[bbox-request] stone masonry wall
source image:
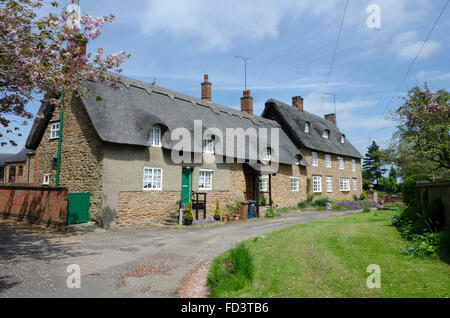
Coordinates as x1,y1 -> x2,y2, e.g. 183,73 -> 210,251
34,95 -> 104,224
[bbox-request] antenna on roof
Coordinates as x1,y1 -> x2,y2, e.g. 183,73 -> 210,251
325,92 -> 337,115
235,56 -> 253,91
151,78 -> 157,85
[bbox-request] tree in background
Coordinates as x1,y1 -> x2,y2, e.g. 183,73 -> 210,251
1,0 -> 130,147
392,84 -> 449,175
363,141 -> 387,187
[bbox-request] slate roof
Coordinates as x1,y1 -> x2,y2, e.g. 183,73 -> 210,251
0,148 -> 34,167
261,99 -> 363,159
26,74 -> 304,165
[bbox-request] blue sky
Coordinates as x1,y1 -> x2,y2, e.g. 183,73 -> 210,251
4,0 -> 450,155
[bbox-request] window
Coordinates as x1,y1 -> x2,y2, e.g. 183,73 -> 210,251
305,122 -> 310,133
294,156 -> 300,165
50,122 -> 60,139
8,166 -> 16,183
325,154 -> 332,168
338,157 -> 344,170
326,176 -> 333,193
202,139 -> 214,153
263,148 -> 272,161
340,178 -> 350,192
18,166 -> 23,176
259,176 -> 268,192
323,130 -> 329,139
312,152 -> 318,166
353,178 -> 358,191
198,170 -> 213,190
352,159 -> 356,172
291,178 -> 299,192
143,167 -> 162,190
149,127 -> 161,147
0,167 -> 4,182
313,175 -> 322,193
43,174 -> 50,185
341,135 -> 345,144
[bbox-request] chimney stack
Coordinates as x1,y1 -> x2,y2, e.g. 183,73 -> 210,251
292,96 -> 304,112
201,74 -> 212,102
325,113 -> 337,125
241,89 -> 253,116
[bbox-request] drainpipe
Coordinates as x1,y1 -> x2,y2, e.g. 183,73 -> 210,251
55,91 -> 64,187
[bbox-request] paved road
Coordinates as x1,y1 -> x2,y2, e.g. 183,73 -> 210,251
0,210 -> 357,298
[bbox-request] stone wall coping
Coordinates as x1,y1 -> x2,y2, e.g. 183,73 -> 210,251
417,180 -> 450,188
0,184 -> 68,191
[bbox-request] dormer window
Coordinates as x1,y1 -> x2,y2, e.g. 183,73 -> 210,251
263,148 -> 272,161
341,135 -> 345,144
149,127 -> 161,147
202,138 -> 214,154
305,122 -> 310,133
323,129 -> 330,139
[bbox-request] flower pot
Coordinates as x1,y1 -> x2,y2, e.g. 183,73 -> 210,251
222,216 -> 229,223
233,215 -> 240,221
214,216 -> 221,221
184,219 -> 193,226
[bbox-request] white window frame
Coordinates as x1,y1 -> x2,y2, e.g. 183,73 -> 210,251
338,157 -> 344,170
326,176 -> 333,193
149,127 -> 162,147
352,159 -> 356,172
198,169 -> 213,190
340,178 -> 350,192
325,154 -> 332,168
42,174 -> 50,185
143,166 -> 163,190
323,130 -> 329,139
202,139 -> 214,154
313,175 -> 322,193
353,178 -> 358,191
50,122 -> 60,139
305,122 -> 310,133
291,177 -> 300,192
263,148 -> 272,161
312,152 -> 318,166
259,176 -> 268,192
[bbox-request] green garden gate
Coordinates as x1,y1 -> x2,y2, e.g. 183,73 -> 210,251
67,192 -> 91,224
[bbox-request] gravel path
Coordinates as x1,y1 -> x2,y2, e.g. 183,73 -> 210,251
0,210 -> 358,298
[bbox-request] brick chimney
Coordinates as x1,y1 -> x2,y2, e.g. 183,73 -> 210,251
292,96 -> 304,112
241,89 -> 253,115
325,113 -> 337,125
201,74 -> 212,102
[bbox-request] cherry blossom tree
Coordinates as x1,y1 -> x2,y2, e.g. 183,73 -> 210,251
1,0 -> 130,147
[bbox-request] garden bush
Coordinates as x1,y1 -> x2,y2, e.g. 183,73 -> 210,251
402,232 -> 447,259
265,207 -> 275,218
402,174 -> 431,207
313,197 -> 329,208
207,243 -> 255,297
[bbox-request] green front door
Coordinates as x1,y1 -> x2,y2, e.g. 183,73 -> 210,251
67,192 -> 91,224
181,167 -> 193,205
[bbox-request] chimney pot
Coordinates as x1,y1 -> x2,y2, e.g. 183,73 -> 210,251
292,96 -> 304,112
201,74 -> 212,102
325,113 -> 337,125
241,89 -> 253,115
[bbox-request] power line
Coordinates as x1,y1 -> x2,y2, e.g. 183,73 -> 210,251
367,0 -> 450,140
322,0 -> 349,116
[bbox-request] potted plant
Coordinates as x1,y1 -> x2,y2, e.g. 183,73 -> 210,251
232,201 -> 241,221
223,203 -> 233,223
214,199 -> 221,221
184,201 -> 194,226
259,197 -> 266,206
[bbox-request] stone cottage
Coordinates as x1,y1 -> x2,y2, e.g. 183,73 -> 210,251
262,97 -> 363,201
0,148 -> 35,184
25,74 -> 317,228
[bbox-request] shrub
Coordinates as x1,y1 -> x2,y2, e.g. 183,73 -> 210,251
214,199 -> 221,218
207,243 -> 255,297
297,201 -> 307,209
402,174 -> 431,207
265,207 -> 275,218
313,197 -> 329,208
353,195 -> 359,201
306,193 -> 318,204
402,232 -> 446,258
359,190 -> 367,200
184,201 -> 194,220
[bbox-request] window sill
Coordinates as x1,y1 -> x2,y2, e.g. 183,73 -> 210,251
143,188 -> 162,191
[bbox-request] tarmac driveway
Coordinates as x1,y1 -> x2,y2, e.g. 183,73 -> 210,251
0,210 -> 357,298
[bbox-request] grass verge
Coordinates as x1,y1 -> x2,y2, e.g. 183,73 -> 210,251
208,210 -> 450,298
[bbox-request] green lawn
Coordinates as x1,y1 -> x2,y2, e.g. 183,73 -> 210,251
212,210 -> 450,298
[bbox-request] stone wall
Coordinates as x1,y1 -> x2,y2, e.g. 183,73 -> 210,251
418,180 -> 450,229
34,95 -> 104,224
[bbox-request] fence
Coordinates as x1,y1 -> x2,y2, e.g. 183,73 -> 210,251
0,185 -> 68,231
417,180 -> 450,229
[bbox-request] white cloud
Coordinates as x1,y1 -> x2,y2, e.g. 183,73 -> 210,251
416,70 -> 450,81
393,31 -> 441,59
